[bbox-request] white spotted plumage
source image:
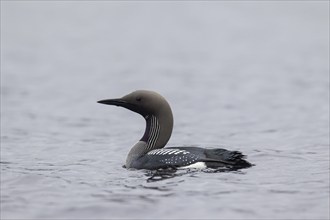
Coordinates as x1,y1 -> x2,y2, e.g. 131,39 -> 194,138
147,148 -> 202,167
147,148 -> 190,156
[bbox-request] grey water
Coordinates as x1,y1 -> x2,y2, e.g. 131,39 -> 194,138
1,2 -> 329,219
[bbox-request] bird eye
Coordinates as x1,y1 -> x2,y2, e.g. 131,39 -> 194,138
136,97 -> 142,102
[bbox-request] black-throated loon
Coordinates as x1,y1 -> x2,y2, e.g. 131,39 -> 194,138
98,90 -> 252,170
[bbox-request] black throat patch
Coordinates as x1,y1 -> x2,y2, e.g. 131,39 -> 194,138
140,115 -> 152,142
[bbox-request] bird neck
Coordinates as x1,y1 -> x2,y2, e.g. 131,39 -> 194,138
125,101 -> 174,168
126,113 -> 173,168
140,113 -> 173,152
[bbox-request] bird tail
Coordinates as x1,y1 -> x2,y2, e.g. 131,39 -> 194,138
204,148 -> 253,169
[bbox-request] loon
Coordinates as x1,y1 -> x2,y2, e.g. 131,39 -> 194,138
98,90 -> 252,170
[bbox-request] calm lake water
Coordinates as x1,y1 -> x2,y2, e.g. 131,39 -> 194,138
1,2 -> 329,219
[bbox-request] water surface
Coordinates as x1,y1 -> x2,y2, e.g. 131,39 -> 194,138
1,2 -> 329,219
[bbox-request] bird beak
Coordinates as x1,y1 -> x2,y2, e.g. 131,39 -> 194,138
97,98 -> 128,107
98,98 -> 147,116
97,98 -> 141,113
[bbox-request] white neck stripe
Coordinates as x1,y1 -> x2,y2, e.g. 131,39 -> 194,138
147,115 -> 160,151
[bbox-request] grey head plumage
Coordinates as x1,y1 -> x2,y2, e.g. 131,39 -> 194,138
98,90 -> 174,168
